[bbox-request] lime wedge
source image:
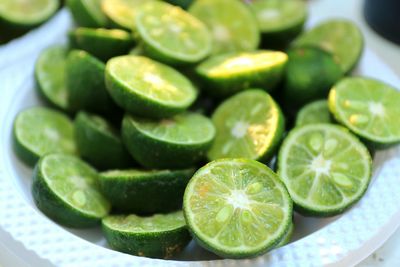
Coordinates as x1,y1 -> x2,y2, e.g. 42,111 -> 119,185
13,107 -> 77,166
208,89 -> 284,162
136,1 -> 212,65
32,153 -> 111,228
293,19 -> 363,73
35,45 -> 69,111
102,211 -> 191,258
67,0 -> 108,28
105,55 -> 197,118
196,50 -> 288,98
329,77 -> 400,148
183,158 -> 292,258
122,112 -> 215,169
295,100 -> 333,127
278,124 -> 372,216
189,0 -> 260,55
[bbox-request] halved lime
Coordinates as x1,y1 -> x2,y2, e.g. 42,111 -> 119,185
293,19 -> 363,73
136,1 -> 212,65
67,0 -> 108,28
32,153 -> 111,228
13,107 -> 77,166
105,55 -> 197,118
329,77 -> 400,148
189,0 -> 260,55
99,168 -> 194,213
35,45 -> 69,111
0,0 -> 59,28
275,221 -> 293,248
247,0 -> 307,49
69,28 -> 135,61
122,112 -> 215,169
295,100 -> 333,127
278,124 -> 372,216
183,158 -> 292,258
102,211 -> 191,258
196,50 -> 288,98
208,89 -> 284,162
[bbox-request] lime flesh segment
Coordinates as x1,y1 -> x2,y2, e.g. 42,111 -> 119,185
293,19 -> 363,73
329,77 -> 400,147
278,124 -> 372,216
67,0 -> 108,28
189,0 -> 260,55
208,89 -> 284,162
295,100 -> 333,127
136,1 -> 212,65
183,158 -> 292,258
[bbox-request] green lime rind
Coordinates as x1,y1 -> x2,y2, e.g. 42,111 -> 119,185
275,221 -> 293,248
102,211 -> 192,258
67,0 -> 108,28
196,50 -> 288,98
105,55 -> 197,119
13,107 -> 77,166
35,45 -> 70,111
328,77 -> 400,148
99,168 -> 195,213
278,124 -> 372,217
69,28 -> 135,62
295,100 -> 333,127
122,112 -> 215,169
32,153 -> 111,228
136,1 -> 212,65
189,0 -> 260,55
74,112 -> 133,170
293,19 -> 364,73
208,89 -> 285,162
184,158 -> 293,258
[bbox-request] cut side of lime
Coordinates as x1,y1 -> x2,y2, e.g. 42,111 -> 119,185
67,0 -> 108,28
196,50 -> 288,98
295,100 -> 333,127
183,158 -> 292,258
35,45 -> 69,111
105,55 -> 197,118
13,107 -> 77,166
102,211 -> 191,258
136,1 -> 212,65
32,153 -> 111,228
329,77 -> 400,148
99,168 -> 194,213
189,0 -> 260,55
293,19 -> 363,73
208,89 -> 284,162
122,112 -> 215,169
278,124 -> 372,216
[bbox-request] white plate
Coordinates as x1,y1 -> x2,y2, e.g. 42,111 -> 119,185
1,4 -> 400,267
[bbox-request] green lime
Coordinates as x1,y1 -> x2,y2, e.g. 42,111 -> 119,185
74,112 -> 133,170
35,45 -> 69,111
68,28 -> 135,62
105,55 -> 197,118
189,0 -> 260,55
208,89 -> 284,162
278,124 -> 372,216
99,168 -> 194,213
13,107 -> 77,166
102,211 -> 191,258
283,47 -> 343,108
196,50 -> 288,98
329,77 -> 400,148
0,0 -> 59,28
295,100 -> 333,127
32,153 -> 111,228
66,0 -> 108,28
247,0 -> 307,49
275,221 -> 293,248
183,158 -> 292,258
293,19 -> 363,73
122,112 -> 215,169
136,1 -> 212,65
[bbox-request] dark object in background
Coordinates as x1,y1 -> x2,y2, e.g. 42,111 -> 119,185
364,0 -> 400,45
165,0 -> 194,9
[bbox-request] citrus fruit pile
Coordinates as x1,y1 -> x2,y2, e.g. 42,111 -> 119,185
12,0 -> 400,260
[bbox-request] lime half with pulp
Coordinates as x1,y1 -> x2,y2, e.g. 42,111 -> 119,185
295,100 -> 333,127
